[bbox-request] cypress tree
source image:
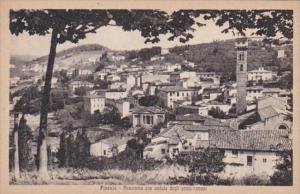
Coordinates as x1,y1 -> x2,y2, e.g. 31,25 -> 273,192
18,114 -> 32,171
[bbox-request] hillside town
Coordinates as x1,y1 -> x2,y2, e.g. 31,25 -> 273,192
9,37 -> 293,184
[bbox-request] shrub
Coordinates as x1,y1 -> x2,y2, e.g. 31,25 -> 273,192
241,174 -> 269,185
270,150 -> 293,186
171,147 -> 225,185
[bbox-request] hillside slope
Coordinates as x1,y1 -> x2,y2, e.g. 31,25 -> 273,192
169,39 -> 293,73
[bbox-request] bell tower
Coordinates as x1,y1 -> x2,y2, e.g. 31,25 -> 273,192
235,38 -> 248,115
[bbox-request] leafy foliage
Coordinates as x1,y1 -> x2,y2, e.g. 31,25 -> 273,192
10,10 -> 293,46
74,86 -> 88,96
208,106 -> 227,119
270,150 -> 293,186
171,147 -> 225,185
14,86 -> 41,113
57,130 -> 90,168
138,95 -> 160,107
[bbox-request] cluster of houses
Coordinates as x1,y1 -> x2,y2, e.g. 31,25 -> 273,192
10,40 -> 293,180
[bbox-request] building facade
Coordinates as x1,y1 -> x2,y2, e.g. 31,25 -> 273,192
83,95 -> 105,114
132,106 -> 167,128
157,86 -> 193,109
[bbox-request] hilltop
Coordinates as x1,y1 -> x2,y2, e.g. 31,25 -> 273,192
10,39 -> 293,78
168,39 -> 293,73
32,44 -> 109,63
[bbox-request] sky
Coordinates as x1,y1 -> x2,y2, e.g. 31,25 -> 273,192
10,19 -> 243,57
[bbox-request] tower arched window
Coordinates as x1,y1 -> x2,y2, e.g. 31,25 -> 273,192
240,64 -> 244,71
239,53 -> 244,61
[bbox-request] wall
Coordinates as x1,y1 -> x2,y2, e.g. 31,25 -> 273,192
90,141 -> 127,158
132,113 -> 165,128
221,149 -> 278,179
84,97 -> 105,114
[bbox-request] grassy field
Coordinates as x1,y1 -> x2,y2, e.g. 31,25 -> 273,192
9,165 -> 188,185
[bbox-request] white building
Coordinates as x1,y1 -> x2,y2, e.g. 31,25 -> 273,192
197,72 -> 216,79
83,95 -> 105,114
170,71 -> 197,83
97,89 -> 128,100
10,77 -> 20,87
161,48 -> 169,55
180,77 -> 201,88
157,86 -> 193,109
90,136 -> 133,157
93,71 -> 107,80
277,49 -> 285,58
144,125 -> 209,160
106,99 -> 130,118
73,69 -> 93,77
140,73 -> 170,85
246,86 -> 264,102
160,63 -> 181,72
69,81 -> 94,91
248,67 -> 273,81
210,129 -> 292,178
132,106 -> 167,128
106,74 -> 121,82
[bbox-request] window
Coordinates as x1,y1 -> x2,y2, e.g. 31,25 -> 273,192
103,150 -> 106,155
177,92 -> 179,96
146,115 -> 151,124
240,64 -> 244,71
247,156 -> 253,166
278,124 -> 287,130
170,92 -> 172,96
239,53 -> 244,61
182,93 -> 184,96
161,149 -> 166,154
263,158 -> 267,163
232,150 -> 238,158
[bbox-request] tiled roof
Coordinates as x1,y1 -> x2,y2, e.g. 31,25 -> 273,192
258,106 -> 285,121
133,106 -> 167,114
203,87 -> 222,94
263,88 -> 283,93
175,114 -> 234,127
159,86 -> 194,92
210,129 -> 292,151
159,125 -> 196,144
96,136 -> 133,146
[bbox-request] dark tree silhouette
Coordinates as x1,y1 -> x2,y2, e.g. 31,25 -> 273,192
10,9 -> 293,180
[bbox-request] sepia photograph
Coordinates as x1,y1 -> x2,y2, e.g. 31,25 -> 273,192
5,7 -> 295,187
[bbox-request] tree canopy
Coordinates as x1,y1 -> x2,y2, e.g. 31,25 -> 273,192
10,9 -> 293,45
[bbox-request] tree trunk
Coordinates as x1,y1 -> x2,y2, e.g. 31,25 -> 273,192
13,113 -> 20,182
37,29 -> 58,181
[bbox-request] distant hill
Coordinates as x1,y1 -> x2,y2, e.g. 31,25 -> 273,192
32,44 -> 109,63
169,39 -> 293,73
10,40 -> 292,78
10,55 -> 37,66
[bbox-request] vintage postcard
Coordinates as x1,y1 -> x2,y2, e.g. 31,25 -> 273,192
0,0 -> 299,194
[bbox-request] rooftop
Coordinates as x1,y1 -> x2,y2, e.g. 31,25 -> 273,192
258,105 -> 287,121
95,135 -> 133,146
210,129 -> 292,151
159,86 -> 194,92
133,106 -> 167,114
